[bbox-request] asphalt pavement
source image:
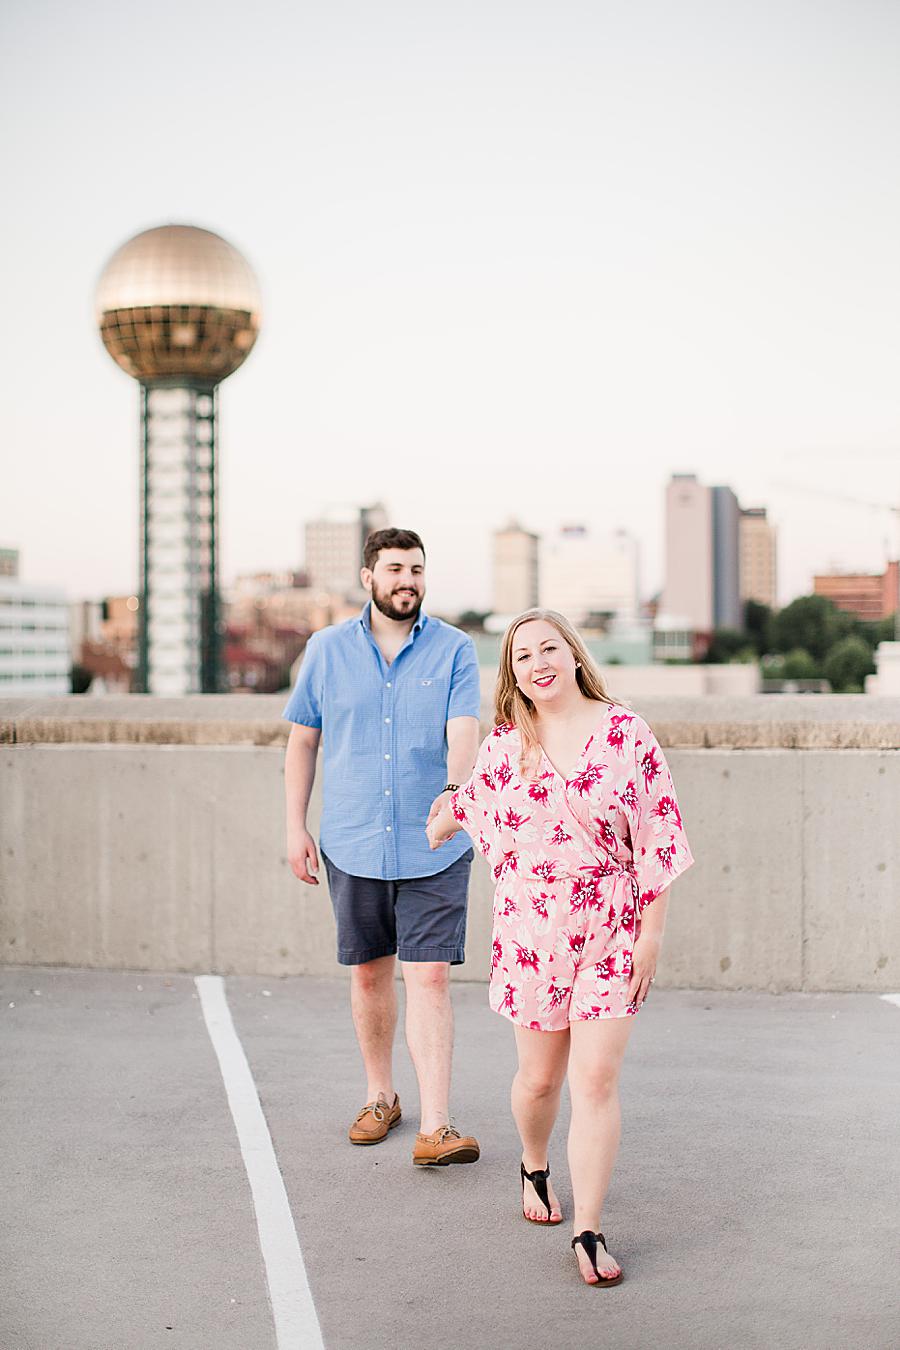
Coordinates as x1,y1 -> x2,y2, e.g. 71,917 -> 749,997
2,969 -> 898,1350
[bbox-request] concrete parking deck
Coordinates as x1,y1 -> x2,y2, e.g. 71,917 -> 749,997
2,970 -> 898,1350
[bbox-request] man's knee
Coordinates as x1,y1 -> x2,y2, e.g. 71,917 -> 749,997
351,956 -> 396,996
403,961 -> 450,995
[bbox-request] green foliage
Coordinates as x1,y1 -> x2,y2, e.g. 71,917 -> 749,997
705,628 -> 757,663
822,635 -> 876,692
743,600 -> 772,655
456,610 -> 490,631
780,648 -> 820,681
768,595 -> 854,662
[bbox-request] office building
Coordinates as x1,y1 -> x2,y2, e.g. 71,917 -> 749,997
0,551 -> 70,694
711,485 -> 741,629
304,503 -> 388,599
540,526 -> 639,626
661,475 -> 714,631
814,561 -> 899,623
492,522 -> 539,616
739,508 -> 778,609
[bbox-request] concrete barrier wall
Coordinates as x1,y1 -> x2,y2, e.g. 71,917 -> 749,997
2,696 -> 899,991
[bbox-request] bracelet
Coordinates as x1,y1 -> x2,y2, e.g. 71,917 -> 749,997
441,783 -> 460,794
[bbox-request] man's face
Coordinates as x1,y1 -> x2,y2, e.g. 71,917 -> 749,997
362,548 -> 426,622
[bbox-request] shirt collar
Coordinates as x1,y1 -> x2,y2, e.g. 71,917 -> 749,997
359,601 -> 428,637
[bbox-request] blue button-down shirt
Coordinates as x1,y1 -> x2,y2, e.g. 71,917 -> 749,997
283,605 -> 481,880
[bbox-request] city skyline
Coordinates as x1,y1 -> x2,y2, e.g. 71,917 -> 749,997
3,0 -> 900,614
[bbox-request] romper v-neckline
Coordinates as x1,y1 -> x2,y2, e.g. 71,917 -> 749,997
538,707 -> 612,785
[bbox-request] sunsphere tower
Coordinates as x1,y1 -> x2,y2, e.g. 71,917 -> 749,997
96,224 -> 261,694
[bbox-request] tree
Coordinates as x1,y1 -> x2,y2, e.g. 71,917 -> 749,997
822,635 -> 875,692
780,648 -> 820,681
743,600 -> 772,655
704,629 -> 756,664
768,595 -> 853,663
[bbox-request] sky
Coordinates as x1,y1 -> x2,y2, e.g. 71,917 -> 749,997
2,0 -> 900,615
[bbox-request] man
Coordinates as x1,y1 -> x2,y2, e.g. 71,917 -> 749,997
283,527 -> 482,1166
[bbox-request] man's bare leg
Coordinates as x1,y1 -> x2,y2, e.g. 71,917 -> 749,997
401,961 -> 453,1133
350,954 -> 398,1101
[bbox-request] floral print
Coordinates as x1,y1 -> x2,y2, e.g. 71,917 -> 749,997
451,705 -> 693,1031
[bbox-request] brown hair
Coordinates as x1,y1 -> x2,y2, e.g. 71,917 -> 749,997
363,528 -> 426,571
495,609 -> 615,775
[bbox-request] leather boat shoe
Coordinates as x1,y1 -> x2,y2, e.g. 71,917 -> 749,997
348,1092 -> 401,1145
413,1124 -> 480,1166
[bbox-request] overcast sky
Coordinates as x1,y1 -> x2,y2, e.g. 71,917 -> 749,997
2,0 -> 899,613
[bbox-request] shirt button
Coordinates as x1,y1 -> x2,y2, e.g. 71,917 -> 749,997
386,681 -> 392,688
386,825 -> 392,832
384,753 -> 391,760
384,789 -> 391,796
384,717 -> 391,724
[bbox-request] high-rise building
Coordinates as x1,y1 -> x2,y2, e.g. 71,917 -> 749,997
492,522 -> 539,616
540,526 -> 639,626
740,507 -> 778,609
711,485 -> 741,629
0,553 -> 70,695
661,475 -> 714,631
304,503 -> 388,599
0,548 -> 19,578
814,562 -> 898,623
96,224 -> 261,694
662,475 -> 752,632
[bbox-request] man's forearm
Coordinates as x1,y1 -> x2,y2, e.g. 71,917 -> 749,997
285,737 -> 318,830
445,717 -> 480,786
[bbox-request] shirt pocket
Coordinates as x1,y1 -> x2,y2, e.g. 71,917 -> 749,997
401,676 -> 449,751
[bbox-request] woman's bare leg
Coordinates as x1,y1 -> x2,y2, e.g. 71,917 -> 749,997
511,1024 -> 570,1221
566,1017 -> 633,1282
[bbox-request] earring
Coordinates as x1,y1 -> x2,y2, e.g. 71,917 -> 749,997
575,662 -> 581,668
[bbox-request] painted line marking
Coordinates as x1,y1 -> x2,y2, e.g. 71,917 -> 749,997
880,994 -> 900,1010
196,975 -> 324,1350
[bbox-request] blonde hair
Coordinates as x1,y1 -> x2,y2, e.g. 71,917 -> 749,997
495,609 -> 615,775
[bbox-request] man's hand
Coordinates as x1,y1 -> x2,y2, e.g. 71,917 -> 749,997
287,827 -> 320,885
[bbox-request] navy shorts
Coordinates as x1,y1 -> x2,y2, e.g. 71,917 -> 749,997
321,848 -> 474,966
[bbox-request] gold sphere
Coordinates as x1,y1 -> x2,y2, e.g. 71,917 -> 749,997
96,224 -> 262,385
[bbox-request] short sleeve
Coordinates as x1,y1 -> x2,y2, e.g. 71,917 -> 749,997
282,634 -> 325,728
447,637 -> 481,721
629,716 -> 694,907
450,732 -> 499,859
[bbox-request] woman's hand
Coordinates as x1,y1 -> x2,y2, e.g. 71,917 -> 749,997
626,931 -> 660,1008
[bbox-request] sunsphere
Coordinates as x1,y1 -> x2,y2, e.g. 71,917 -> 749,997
96,224 -> 261,385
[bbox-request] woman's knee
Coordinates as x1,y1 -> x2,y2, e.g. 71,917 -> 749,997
515,1064 -> 566,1101
570,1062 -> 621,1106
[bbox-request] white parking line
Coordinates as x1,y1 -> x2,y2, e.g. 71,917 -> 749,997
880,994 -> 900,1010
196,975 -> 325,1350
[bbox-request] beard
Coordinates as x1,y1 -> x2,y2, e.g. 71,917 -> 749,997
371,581 -> 423,623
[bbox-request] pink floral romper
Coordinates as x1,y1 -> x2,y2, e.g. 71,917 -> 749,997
451,705 -> 693,1032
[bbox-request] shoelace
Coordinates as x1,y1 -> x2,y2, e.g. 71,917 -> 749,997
356,1098 -> 390,1123
434,1124 -> 461,1142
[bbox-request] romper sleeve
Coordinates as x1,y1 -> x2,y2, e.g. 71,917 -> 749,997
449,730 -> 501,861
629,715 -> 694,907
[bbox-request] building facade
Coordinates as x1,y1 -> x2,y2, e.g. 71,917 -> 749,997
539,526 -> 639,626
711,485 -> 741,629
739,507 -> 778,609
304,503 -> 388,599
661,474 -> 714,631
814,561 -> 899,623
491,522 -> 539,616
0,555 -> 70,695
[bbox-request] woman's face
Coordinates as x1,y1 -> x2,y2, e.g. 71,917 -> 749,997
510,619 -> 578,707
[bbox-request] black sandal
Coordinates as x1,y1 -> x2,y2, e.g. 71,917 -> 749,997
520,1161 -> 562,1224
571,1230 -> 623,1286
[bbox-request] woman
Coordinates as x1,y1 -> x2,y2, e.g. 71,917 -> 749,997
426,609 -> 693,1287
